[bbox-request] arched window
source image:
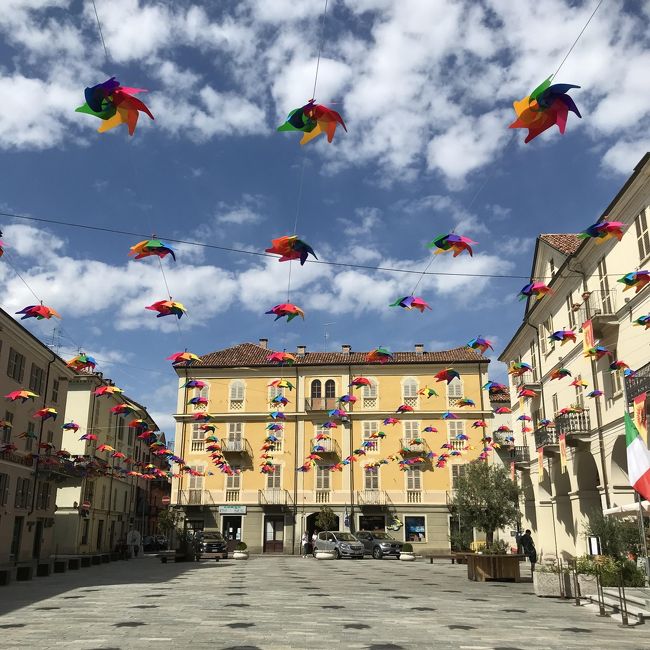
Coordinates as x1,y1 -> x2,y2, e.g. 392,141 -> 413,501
311,380 -> 322,398
402,378 -> 418,399
447,377 -> 463,402
362,379 -> 377,399
229,380 -> 245,400
325,379 -> 336,398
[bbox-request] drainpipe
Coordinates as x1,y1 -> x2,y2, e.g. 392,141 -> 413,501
292,365 -> 299,555
177,367 -> 189,504
348,364 -> 355,533
523,322 -> 547,422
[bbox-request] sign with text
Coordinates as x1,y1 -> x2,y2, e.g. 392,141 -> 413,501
218,505 -> 247,514
633,392 -> 647,444
559,433 -> 567,472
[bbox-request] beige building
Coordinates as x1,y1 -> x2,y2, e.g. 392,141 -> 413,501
0,307 -> 76,575
499,153 -> 650,559
171,340 -> 495,554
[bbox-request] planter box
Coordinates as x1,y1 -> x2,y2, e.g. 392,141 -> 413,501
467,554 -> 523,582
315,550 -> 336,560
577,574 -> 598,597
533,571 -> 575,598
399,552 -> 416,562
233,551 -> 249,560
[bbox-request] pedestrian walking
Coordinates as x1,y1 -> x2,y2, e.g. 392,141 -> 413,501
301,532 -> 309,558
126,527 -> 142,558
519,529 -> 537,572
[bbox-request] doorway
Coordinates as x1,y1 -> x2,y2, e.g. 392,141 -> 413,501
96,519 -> 104,551
32,520 -> 44,559
306,511 -> 340,537
11,516 -> 24,559
222,515 -> 242,551
359,515 -> 385,532
264,515 -> 284,553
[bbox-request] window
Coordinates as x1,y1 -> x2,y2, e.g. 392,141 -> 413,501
451,464 -> 467,489
315,465 -> 330,490
268,384 -> 285,401
25,422 -> 36,451
117,417 -> 125,441
566,294 -> 576,330
51,379 -> 60,403
548,258 -> 555,279
403,378 -> 418,407
324,379 -> 335,399
36,481 -> 51,510
529,341 -> 538,380
552,393 -> 559,416
597,258 -> 613,313
609,348 -> 622,396
83,481 -> 95,504
574,377 -> 585,409
266,465 -> 281,489
540,316 -> 554,355
403,420 -> 420,441
405,467 -> 422,491
227,422 -> 243,442
0,472 -> 9,505
635,207 -> 650,262
447,420 -> 465,443
81,518 -> 90,545
532,408 -> 541,430
362,378 -> 378,409
100,485 -> 107,509
310,380 -> 322,399
226,470 -> 241,490
123,490 -> 128,513
7,348 -> 25,382
191,423 -> 205,451
447,377 -> 463,403
229,380 -> 244,409
46,430 -> 53,443
364,467 -> 379,490
362,421 -> 379,451
15,477 -> 30,508
404,516 -> 426,542
28,363 -> 45,394
2,412 -> 12,443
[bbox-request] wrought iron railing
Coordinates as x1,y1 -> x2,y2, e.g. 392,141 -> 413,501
533,427 -> 558,448
496,445 -> 530,463
222,438 -> 252,455
305,397 -> 340,411
310,437 -> 341,455
576,289 -> 617,325
555,411 -> 591,437
399,438 -> 429,453
258,488 -> 292,505
626,361 -> 650,404
356,489 -> 388,506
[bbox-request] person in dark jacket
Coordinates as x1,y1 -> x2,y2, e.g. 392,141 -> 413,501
519,529 -> 537,572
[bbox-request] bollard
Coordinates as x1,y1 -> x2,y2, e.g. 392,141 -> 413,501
617,568 -> 629,627
595,567 -> 608,617
571,559 -> 580,606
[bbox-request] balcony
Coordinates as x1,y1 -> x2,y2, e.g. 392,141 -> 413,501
315,490 -> 331,504
258,488 -> 293,506
577,289 -> 618,338
356,489 -> 389,506
310,437 -> 341,456
513,370 -> 541,390
406,490 -> 422,503
533,427 -> 559,455
225,489 -> 240,502
305,397 -> 339,412
446,440 -> 467,452
496,445 -> 530,466
399,438 -> 429,454
222,438 -> 253,456
627,361 -> 650,404
555,411 -> 591,444
178,489 -> 216,506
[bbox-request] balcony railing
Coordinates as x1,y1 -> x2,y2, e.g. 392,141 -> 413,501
315,490 -> 331,503
178,489 -> 215,506
533,427 -> 558,448
577,289 -> 618,336
399,438 -> 429,454
258,488 -> 292,506
190,440 -> 205,452
496,445 -> 530,464
555,411 -> 591,439
310,437 -> 341,456
305,397 -> 339,412
356,489 -> 388,506
626,361 -> 650,404
222,438 -> 252,455
406,490 -> 422,503
225,489 -> 240,502
446,440 -> 466,452
513,370 -> 540,387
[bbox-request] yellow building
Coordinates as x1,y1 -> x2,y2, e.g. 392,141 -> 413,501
171,340 -> 492,554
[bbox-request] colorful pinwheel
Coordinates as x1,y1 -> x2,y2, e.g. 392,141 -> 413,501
587,390 -> 604,398
442,411 -> 458,420
618,271 -> 650,293
428,233 -> 476,257
570,378 -> 588,388
540,419 -> 554,427
383,417 -> 399,426
434,368 -> 459,384
266,351 -> 296,365
5,390 -> 38,402
67,353 -> 97,372
458,398 -> 475,407
497,425 -> 512,433
483,381 -> 507,393
634,315 -> 650,329
418,387 -> 438,398
509,77 -> 580,143
62,421 -> 79,432
472,420 -> 487,428
389,296 -> 431,312
94,385 -> 123,396
76,77 -> 154,135
508,362 -> 533,376
16,304 -> 61,320
580,220 -> 625,243
111,403 -> 138,415
269,379 -> 295,391
550,367 -> 571,380
423,426 -> 438,433
130,239 -> 176,261
146,300 -> 187,319
188,396 -> 208,406
494,406 -> 511,414
328,409 -> 348,419
270,394 -> 289,406
467,336 -> 493,353
79,432 -> 97,441
34,407 -> 57,421
517,415 -> 531,422
266,236 -> 316,265
338,395 -> 357,404
549,330 -> 577,345
584,345 -> 610,360
349,377 -> 372,389
396,404 -> 414,413
97,444 -> 115,453
518,282 -> 552,301
366,347 -> 393,364
266,303 -> 305,322
277,100 -> 346,145
610,360 -> 630,372
166,351 -> 200,365
517,388 -> 537,399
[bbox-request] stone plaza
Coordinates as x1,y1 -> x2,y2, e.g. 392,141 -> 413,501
0,556 -> 645,649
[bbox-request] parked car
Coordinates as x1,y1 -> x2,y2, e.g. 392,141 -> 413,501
143,535 -> 169,552
198,531 -> 228,560
355,530 -> 403,559
313,531 -> 364,559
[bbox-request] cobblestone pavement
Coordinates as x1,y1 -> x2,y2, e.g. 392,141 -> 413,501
0,556 -> 645,649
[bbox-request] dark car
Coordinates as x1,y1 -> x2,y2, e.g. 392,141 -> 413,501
356,531 -> 403,559
198,531 -> 228,560
313,531 -> 364,559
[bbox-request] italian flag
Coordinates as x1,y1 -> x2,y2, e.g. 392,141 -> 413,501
625,412 -> 650,501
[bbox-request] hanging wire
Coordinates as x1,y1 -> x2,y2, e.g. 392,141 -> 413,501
90,0 -> 111,63
2,253 -> 43,303
311,0 -> 330,100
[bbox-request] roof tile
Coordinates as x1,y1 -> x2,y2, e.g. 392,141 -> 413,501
540,233 -> 582,256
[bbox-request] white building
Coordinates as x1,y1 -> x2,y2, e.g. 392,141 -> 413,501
499,153 -> 650,559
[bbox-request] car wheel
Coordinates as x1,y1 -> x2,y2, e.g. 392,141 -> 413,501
334,548 -> 341,560
372,547 -> 383,560
215,558 -> 220,562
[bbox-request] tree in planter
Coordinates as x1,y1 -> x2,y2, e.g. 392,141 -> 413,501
450,462 -> 521,546
157,508 -> 183,547
315,506 -> 338,532
583,510 -> 644,558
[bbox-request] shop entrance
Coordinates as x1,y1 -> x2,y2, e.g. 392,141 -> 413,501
263,515 -> 284,553
358,515 -> 386,532
222,515 -> 242,551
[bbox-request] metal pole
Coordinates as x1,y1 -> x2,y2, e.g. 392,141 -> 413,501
617,568 -> 629,627
595,566 -> 608,617
635,492 -> 650,586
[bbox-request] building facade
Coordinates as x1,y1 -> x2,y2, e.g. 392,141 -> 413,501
499,153 -> 650,560
171,340 -> 494,554
0,308 -> 76,566
54,373 -> 168,555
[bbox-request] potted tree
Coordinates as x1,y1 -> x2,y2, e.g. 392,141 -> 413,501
233,541 -> 249,560
314,506 -> 339,559
399,543 -> 416,561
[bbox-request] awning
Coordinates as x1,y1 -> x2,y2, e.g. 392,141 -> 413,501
603,501 -> 650,517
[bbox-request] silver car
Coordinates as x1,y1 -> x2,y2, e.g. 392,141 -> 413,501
313,531 -> 364,559
355,531 -> 403,559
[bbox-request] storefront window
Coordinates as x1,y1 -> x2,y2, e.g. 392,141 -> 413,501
404,516 -> 426,542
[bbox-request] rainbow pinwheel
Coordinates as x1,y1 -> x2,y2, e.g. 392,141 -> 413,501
79,432 -> 97,441
418,387 -> 438,398
610,360 -> 630,372
457,398 -> 475,407
76,77 -> 154,136
269,379 -> 294,391
182,380 -> 207,390
278,99 -> 347,145
423,426 -> 438,433
111,403 -> 138,415
97,444 -> 115,453
146,300 -> 187,319
338,394 -> 357,404
5,390 -> 38,402
34,407 -> 57,421
494,406 -> 511,414
540,419 -> 554,427
396,404 -> 414,413
466,336 -> 493,353
434,368 -> 460,384
266,351 -> 296,365
366,347 -> 393,364
442,411 -> 458,420
580,220 -> 625,243
16,304 -> 61,320
549,330 -> 577,345
624,368 -> 637,378
508,362 -> 533,376
266,303 -> 305,322
509,77 -> 581,143
634,315 -> 650,329
94,385 -> 123,396
389,296 -> 431,312
584,345 -> 610,360
587,390 -> 604,398
167,351 -> 200,365
67,353 -> 97,372
321,421 -> 337,429
550,367 -> 571,380
188,396 -> 208,406
61,421 -> 79,432
618,271 -> 650,293
270,394 -> 289,406
497,425 -> 512,433
518,282 -> 552,301
472,420 -> 487,428
483,381 -> 507,393
518,388 -> 537,398
265,236 -> 316,265
0,235 -> 5,257
428,233 -> 476,257
570,378 -> 588,388
517,415 -> 531,422
349,377 -> 372,388
383,417 -> 399,426
328,408 -> 348,419
130,239 -> 176,261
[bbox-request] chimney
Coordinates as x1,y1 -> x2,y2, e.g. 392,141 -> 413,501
414,344 -> 424,354
341,344 -> 352,354
297,345 -> 306,356
258,338 -> 268,349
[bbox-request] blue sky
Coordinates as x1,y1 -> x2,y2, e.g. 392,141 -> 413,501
0,0 -> 648,437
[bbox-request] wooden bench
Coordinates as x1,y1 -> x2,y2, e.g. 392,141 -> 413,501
427,553 -> 471,564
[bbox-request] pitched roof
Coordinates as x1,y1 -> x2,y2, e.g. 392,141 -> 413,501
539,233 -> 582,256
193,343 -> 489,368
489,388 -> 511,403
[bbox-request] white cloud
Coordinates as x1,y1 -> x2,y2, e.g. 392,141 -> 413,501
338,207 -> 381,237
601,138 -> 650,176
215,194 -> 264,225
